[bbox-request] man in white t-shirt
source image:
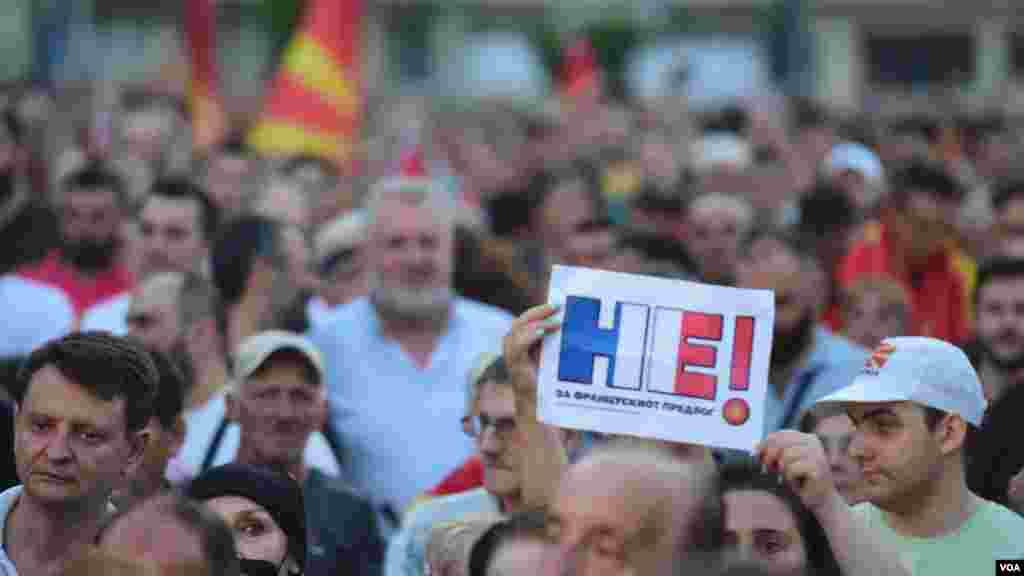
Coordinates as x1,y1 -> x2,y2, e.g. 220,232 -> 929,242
762,337 -> 1024,576
310,177 -> 513,521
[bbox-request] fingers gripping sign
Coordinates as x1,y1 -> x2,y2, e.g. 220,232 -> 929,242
757,431 -> 838,513
504,304 -> 563,397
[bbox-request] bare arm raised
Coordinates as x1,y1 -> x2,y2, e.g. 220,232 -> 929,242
504,304 -> 568,511
758,430 -> 909,576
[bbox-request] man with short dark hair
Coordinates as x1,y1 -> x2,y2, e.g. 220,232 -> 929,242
111,345 -> 187,510
990,178 -> 1024,259
970,257 -> 1024,402
0,332 -> 157,575
966,258 -> 1024,512
97,491 -> 240,576
764,337 -> 1024,576
212,214 -> 302,353
736,228 -> 866,431
837,161 -> 974,343
14,162 -> 135,318
81,176 -> 219,335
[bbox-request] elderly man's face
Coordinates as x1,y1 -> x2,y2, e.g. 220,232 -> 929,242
231,354 -> 327,465
548,455 -> 707,576
475,381 -> 523,501
98,499 -> 208,575
368,199 -> 453,320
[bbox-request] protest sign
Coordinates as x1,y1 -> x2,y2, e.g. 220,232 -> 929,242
538,265 -> 775,452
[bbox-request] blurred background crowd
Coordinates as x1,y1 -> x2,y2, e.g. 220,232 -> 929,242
0,0 -> 1024,575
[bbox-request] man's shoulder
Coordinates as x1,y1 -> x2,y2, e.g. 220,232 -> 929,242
80,293 -> 130,333
976,499 -> 1024,531
453,298 -> 514,330
312,298 -> 374,339
0,485 -> 22,524
307,470 -> 372,508
0,274 -> 71,307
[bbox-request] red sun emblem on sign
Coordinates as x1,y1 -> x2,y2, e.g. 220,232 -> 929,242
723,398 -> 750,426
865,342 -> 896,371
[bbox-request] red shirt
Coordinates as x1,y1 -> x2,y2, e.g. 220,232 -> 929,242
836,222 -> 973,344
15,251 -> 134,319
428,455 -> 484,497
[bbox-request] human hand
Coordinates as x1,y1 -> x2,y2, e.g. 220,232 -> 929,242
502,304 -> 561,399
757,430 -> 839,514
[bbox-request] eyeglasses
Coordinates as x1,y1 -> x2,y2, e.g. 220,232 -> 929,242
464,414 -> 517,440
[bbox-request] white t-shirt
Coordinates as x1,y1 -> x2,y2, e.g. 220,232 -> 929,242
853,498 -> 1024,576
0,276 -> 75,358
79,292 -> 130,336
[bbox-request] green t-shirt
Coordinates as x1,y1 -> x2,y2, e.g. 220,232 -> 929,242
853,498 -> 1024,576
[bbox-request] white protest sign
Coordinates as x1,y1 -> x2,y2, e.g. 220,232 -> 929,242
538,265 -> 775,452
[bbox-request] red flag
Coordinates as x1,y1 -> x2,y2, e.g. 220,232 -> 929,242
560,37 -> 600,110
186,0 -> 227,152
248,0 -> 363,169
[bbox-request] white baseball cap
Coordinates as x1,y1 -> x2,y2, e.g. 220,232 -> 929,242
815,337 -> 987,427
233,330 -> 325,385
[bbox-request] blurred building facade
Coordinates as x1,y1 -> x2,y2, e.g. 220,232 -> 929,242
3,0 -> 1023,117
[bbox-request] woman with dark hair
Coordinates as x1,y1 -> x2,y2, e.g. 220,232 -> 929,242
720,462 -> 842,576
188,463 -> 306,576
467,509 -> 551,576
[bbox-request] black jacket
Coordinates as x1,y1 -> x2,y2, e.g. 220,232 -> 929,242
304,469 -> 384,576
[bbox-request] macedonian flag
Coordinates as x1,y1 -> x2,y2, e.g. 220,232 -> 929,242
186,0 -> 227,152
248,0 -> 363,168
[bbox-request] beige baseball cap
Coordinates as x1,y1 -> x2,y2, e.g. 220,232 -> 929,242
233,330 -> 325,385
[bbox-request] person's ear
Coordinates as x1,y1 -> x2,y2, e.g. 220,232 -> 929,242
123,425 -> 152,478
937,413 -> 967,456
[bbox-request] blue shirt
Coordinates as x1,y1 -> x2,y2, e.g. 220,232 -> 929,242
309,297 -> 513,516
764,327 -> 867,432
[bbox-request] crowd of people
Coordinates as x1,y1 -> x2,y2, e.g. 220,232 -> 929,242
0,71 -> 1022,576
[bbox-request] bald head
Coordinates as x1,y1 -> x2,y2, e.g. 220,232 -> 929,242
98,493 -> 238,575
551,442 -> 720,576
126,272 -> 185,353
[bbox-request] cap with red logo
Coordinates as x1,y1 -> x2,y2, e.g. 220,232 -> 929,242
815,337 -> 987,427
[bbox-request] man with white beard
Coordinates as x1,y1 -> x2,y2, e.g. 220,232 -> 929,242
310,176 -> 513,533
